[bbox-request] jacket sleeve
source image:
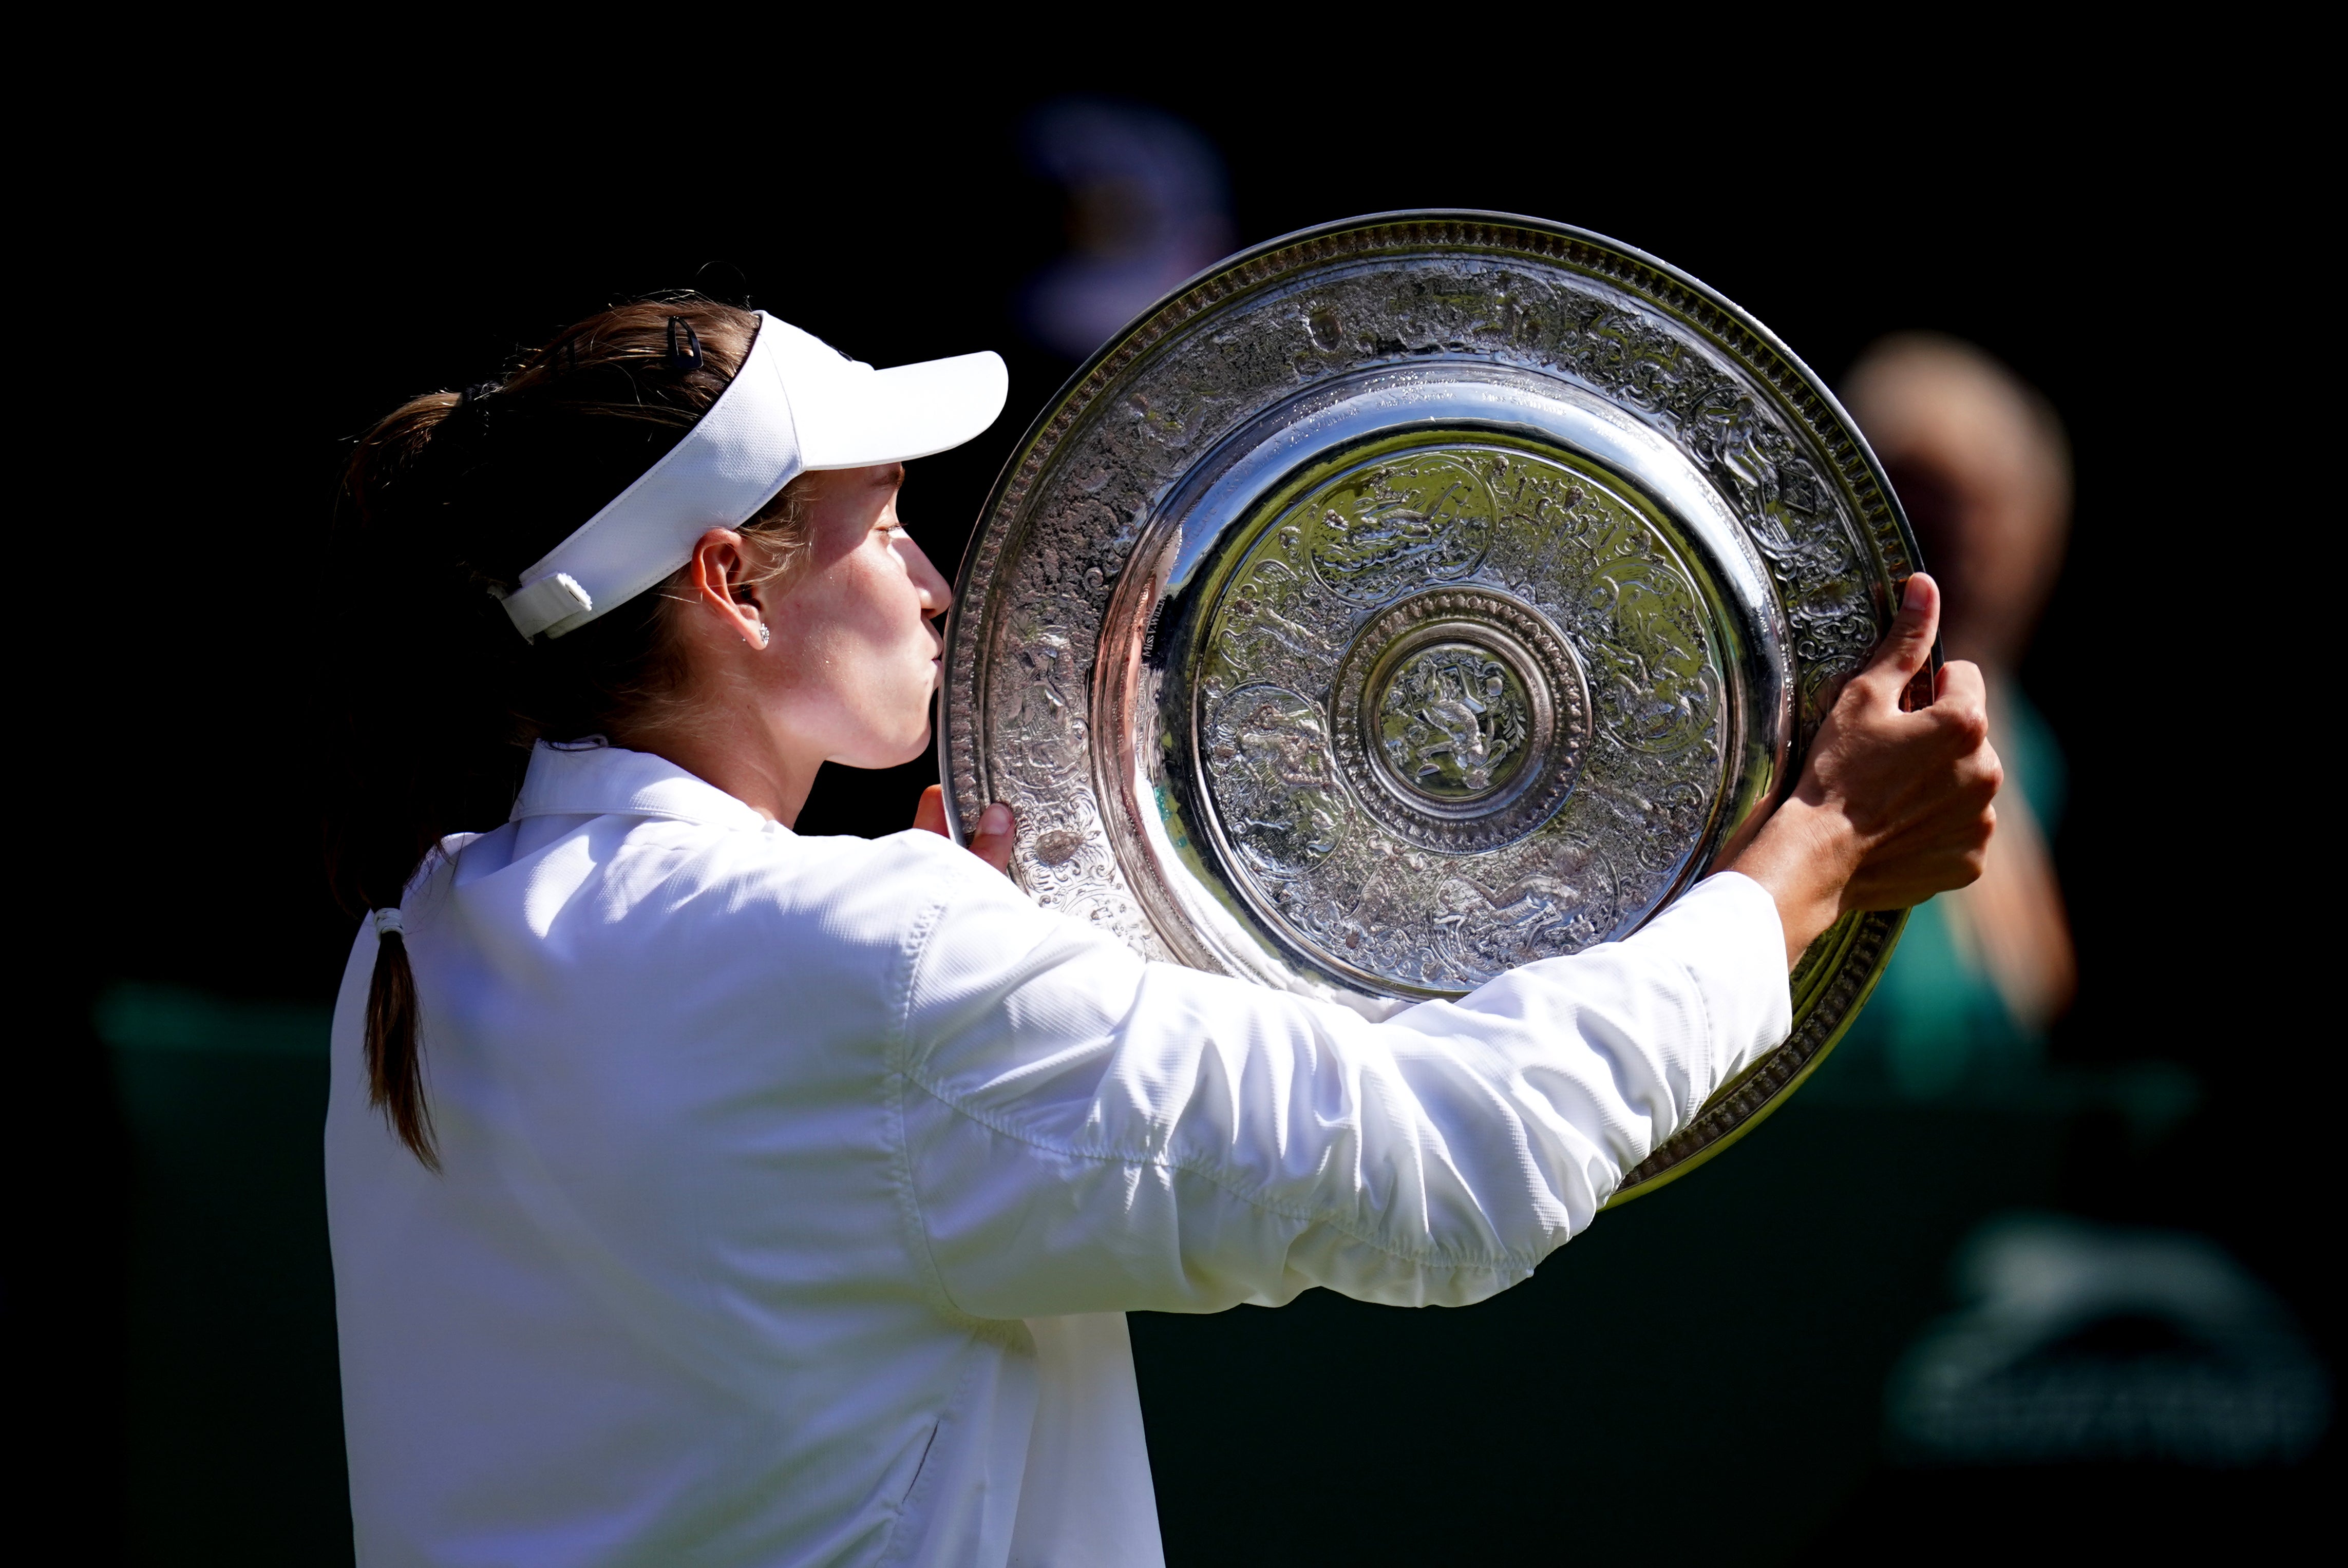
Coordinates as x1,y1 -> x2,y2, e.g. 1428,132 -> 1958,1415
894,842 -> 1789,1321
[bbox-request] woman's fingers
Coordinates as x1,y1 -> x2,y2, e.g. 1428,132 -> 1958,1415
913,786 -> 1017,873
1927,665 -> 1993,764
967,802 -> 1017,874
1851,802 -> 1998,909
1934,656 -> 1986,713
912,785 -> 950,838
1741,572 -> 2006,930
1842,723 -> 2001,909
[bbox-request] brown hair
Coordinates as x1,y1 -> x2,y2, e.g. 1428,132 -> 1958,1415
326,297 -> 815,1168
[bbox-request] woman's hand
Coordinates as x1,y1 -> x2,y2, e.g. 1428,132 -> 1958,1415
913,785 -> 1017,873
1726,573 -> 2002,968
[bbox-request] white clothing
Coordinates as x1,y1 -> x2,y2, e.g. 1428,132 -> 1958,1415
326,740 -> 1790,1567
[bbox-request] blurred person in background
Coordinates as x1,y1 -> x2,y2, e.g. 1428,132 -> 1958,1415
1824,335 -> 2076,1099
1019,98 -> 1233,361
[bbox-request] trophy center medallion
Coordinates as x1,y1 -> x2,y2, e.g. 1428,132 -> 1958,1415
1372,639 -> 1533,804
1330,588 -> 1590,853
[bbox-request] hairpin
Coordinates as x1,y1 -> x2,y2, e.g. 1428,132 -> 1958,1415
666,316 -> 704,372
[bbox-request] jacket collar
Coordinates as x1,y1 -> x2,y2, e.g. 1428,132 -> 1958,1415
510,739 -> 774,832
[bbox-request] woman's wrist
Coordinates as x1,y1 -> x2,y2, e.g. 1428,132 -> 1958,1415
1724,799 -> 1864,969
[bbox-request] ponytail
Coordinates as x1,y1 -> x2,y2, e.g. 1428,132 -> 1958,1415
364,916 -> 437,1171
327,298 -> 816,1168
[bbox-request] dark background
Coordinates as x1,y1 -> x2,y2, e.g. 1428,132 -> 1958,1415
22,77 -> 2326,1563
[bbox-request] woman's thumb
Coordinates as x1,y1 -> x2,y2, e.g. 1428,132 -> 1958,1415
967,802 -> 1017,874
1864,573 -> 1941,691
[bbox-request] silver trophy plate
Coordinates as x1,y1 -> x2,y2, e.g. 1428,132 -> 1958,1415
942,213 -> 1920,1200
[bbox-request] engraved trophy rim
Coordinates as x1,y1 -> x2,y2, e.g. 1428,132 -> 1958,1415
941,211 -> 1928,1203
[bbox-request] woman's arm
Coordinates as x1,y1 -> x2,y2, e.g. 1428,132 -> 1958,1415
894,853 -> 1785,1321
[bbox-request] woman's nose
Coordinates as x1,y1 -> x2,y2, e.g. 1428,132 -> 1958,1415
899,535 -> 952,614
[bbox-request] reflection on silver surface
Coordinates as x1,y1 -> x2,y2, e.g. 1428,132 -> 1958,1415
945,213 -> 1923,1198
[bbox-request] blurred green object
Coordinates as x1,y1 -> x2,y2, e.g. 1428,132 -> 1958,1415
98,983 -> 335,1057
1805,693 -> 2198,1144
1841,895 -> 2038,1098
99,983 -> 352,1567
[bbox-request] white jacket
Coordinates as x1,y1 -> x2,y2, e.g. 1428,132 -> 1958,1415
326,739 -> 1790,1567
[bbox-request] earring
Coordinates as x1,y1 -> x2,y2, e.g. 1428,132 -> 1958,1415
756,622 -> 771,648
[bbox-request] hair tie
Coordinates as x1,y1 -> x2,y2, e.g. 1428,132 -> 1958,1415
372,908 -> 406,938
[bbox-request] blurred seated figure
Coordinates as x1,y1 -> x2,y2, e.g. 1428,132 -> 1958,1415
1823,334 -> 2077,1098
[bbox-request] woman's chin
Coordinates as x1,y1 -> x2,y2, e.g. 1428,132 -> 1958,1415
841,722 -> 933,772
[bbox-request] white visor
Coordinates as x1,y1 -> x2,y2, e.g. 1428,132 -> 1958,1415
499,312 -> 1008,639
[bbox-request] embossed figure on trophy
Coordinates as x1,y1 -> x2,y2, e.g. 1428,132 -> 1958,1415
1378,648 -> 1528,798
1430,871 -> 1584,984
1216,559 -> 1327,675
1009,628 -> 1082,779
1411,835 -> 1607,985
1204,685 -> 1346,875
1308,457 -> 1495,601
1576,550 -> 1719,755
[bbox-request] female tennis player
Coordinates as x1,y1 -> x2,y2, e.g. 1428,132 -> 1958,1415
325,299 -> 1998,1567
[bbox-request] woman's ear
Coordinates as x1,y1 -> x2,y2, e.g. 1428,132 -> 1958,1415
686,528 -> 770,650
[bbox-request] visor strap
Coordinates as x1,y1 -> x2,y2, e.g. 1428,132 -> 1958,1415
502,572 -> 595,640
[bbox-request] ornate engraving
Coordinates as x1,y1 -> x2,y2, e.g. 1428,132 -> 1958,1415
1306,452 -> 1494,601
1203,685 -> 1347,876
1377,644 -> 1528,799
